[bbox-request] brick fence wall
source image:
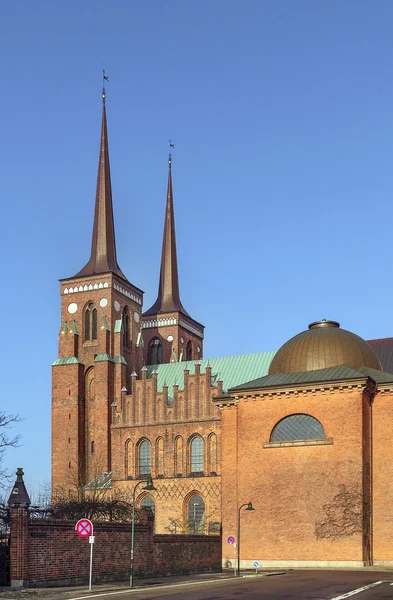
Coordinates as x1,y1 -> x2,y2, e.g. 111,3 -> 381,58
9,506 -> 221,587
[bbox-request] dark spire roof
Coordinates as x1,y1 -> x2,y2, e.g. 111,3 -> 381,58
8,468 -> 31,507
73,101 -> 128,281
143,155 -> 189,316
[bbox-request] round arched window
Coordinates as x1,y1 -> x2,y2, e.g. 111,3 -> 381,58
270,414 -> 326,442
188,494 -> 204,533
140,496 -> 155,515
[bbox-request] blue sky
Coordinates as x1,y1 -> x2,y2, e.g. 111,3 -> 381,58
2,0 -> 393,493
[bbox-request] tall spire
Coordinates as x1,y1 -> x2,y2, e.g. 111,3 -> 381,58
143,149 -> 189,316
73,84 -> 128,280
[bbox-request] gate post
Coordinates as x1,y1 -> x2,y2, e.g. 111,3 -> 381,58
8,468 -> 30,587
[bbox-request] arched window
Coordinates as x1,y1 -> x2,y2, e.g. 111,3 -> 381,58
92,308 -> 97,340
123,307 -> 129,347
270,414 -> 326,443
85,307 -> 91,341
85,303 -> 97,341
140,495 -> 155,515
190,437 -> 204,473
148,338 -> 163,365
186,341 -> 192,361
188,494 -> 204,533
139,440 -> 151,475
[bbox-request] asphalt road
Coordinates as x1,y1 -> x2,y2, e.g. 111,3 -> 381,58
61,571 -> 393,600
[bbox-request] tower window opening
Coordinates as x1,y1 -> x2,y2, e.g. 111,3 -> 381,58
91,441 -> 95,454
85,303 -> 97,341
148,338 -> 163,365
123,307 -> 130,347
85,308 -> 91,341
92,308 -> 97,340
186,341 -> 192,361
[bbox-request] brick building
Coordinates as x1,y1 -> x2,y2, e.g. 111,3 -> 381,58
52,96 -> 393,567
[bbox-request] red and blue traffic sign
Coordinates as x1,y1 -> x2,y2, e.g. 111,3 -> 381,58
75,518 -> 93,538
227,536 -> 235,544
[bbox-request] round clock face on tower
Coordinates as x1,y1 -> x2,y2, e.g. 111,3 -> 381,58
67,302 -> 78,314
180,337 -> 184,344
167,335 -> 174,342
99,298 -> 108,308
134,311 -> 140,323
114,300 -> 120,312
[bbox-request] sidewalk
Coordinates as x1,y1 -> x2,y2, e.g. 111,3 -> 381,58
0,571 -> 233,599
0,570 -> 290,600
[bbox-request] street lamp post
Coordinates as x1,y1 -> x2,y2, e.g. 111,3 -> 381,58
237,502 -> 255,577
130,476 -> 157,587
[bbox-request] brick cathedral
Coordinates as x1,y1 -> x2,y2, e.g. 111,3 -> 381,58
52,97 -> 393,569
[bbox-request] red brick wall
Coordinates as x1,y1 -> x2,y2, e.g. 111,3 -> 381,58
153,534 -> 221,575
26,520 -> 153,586
9,508 -> 221,587
371,388 -> 393,564
219,385 -> 371,567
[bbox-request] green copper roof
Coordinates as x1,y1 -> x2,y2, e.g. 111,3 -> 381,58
52,356 -> 84,366
147,351 -> 276,393
230,364 -> 393,391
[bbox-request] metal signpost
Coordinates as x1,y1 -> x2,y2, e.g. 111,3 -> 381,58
227,536 -> 237,576
75,519 -> 94,591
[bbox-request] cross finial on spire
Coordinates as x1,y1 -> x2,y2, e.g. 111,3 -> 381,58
102,69 -> 109,104
169,139 -> 175,169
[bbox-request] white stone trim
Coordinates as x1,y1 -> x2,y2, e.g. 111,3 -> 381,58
142,317 -> 177,329
63,281 -> 109,295
63,282 -> 142,305
179,319 -> 204,339
113,283 -> 142,305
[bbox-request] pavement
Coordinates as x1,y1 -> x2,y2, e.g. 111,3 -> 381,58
0,571 -> 280,599
2,568 -> 393,600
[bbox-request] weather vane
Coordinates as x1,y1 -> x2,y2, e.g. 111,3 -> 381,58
102,69 -> 109,103
169,139 -> 175,168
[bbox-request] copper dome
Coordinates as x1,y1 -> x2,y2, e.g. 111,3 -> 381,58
268,319 -> 382,375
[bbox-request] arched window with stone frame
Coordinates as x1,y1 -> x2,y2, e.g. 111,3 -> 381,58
138,494 -> 156,531
137,439 -> 151,476
189,435 -> 204,474
186,493 -> 205,534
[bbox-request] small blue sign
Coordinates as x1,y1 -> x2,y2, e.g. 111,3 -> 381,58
253,561 -> 259,568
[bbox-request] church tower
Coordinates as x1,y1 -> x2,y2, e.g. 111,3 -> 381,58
52,91 -> 144,495
142,153 -> 204,364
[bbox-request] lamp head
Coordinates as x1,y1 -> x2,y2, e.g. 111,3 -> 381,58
245,502 -> 255,511
143,476 -> 157,492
